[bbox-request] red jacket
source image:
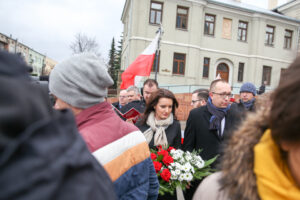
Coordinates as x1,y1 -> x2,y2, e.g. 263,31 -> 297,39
76,102 -> 159,200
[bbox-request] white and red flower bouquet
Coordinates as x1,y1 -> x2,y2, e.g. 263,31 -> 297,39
151,146 -> 216,196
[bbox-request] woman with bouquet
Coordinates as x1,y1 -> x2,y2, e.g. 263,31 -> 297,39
137,89 -> 182,200
137,88 -> 182,150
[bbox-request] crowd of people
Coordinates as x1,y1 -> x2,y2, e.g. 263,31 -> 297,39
1,50 -> 300,200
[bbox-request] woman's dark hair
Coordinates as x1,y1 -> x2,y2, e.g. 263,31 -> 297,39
270,56 -> 300,145
141,88 -> 178,124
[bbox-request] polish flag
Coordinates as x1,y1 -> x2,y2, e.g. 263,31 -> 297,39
120,32 -> 160,89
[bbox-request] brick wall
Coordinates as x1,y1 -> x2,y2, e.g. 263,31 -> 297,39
108,93 -> 193,121
174,93 -> 193,121
108,93 -> 241,122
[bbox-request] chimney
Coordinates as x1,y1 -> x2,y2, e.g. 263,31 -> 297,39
268,0 -> 278,10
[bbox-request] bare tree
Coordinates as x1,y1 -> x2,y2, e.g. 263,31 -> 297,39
70,33 -> 101,57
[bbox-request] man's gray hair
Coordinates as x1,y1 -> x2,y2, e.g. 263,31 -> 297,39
126,86 -> 140,95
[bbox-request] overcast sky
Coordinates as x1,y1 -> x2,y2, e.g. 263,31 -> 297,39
0,0 -> 288,62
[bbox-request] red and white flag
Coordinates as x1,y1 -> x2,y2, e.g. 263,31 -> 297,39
120,32 -> 160,89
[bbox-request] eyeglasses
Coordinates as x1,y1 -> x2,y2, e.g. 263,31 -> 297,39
119,96 -> 127,98
191,99 -> 204,104
212,92 -> 233,99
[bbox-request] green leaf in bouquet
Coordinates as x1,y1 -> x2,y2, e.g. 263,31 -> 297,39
150,149 -> 156,153
193,171 -> 213,179
192,149 -> 203,154
159,184 -> 174,196
157,154 -> 164,162
203,155 -> 218,168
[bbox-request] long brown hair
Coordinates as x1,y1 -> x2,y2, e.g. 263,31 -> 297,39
141,88 -> 178,124
270,56 -> 300,145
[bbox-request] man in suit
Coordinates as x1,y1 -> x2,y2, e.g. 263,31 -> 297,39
142,79 -> 159,104
183,79 -> 239,199
191,89 -> 209,109
112,89 -> 128,110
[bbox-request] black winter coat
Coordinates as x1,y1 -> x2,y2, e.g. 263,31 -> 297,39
182,105 -> 239,162
137,120 -> 182,149
0,51 -> 117,200
182,105 -> 239,200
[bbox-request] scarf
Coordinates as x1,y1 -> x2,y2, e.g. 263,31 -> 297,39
254,129 -> 300,200
206,97 -> 230,136
143,111 -> 173,149
241,98 -> 255,110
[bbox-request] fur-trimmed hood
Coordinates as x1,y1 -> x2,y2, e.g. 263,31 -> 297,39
219,96 -> 271,200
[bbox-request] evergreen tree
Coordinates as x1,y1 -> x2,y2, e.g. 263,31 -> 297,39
108,38 -> 117,88
115,33 -> 123,86
108,34 -> 123,89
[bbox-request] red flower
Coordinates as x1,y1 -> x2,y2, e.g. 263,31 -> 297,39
150,153 -> 157,160
167,146 -> 176,152
157,149 -> 169,157
153,161 -> 163,173
160,168 -> 171,182
162,155 -> 174,166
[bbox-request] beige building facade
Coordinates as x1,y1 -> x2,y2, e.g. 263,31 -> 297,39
43,56 -> 58,75
0,32 -> 57,76
274,0 -> 300,54
121,0 -> 300,93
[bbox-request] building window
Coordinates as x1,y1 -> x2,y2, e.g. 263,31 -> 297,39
284,29 -> 293,49
202,57 -> 210,78
204,14 -> 216,36
238,21 -> 248,42
176,6 -> 188,29
238,62 -> 244,82
149,1 -> 163,25
151,50 -> 160,72
262,66 -> 272,85
280,68 -> 287,83
265,25 -> 275,46
173,53 -> 186,75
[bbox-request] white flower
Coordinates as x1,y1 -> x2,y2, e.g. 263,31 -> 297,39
185,153 -> 192,161
195,155 -> 203,162
170,149 -> 176,154
182,163 -> 192,172
171,152 -> 181,160
175,162 -> 183,170
175,169 -> 181,176
191,166 -> 195,173
171,174 -> 178,180
168,163 -> 176,170
195,160 -> 205,169
179,157 -> 185,164
171,170 -> 177,176
175,149 -> 184,156
184,173 -> 193,181
179,174 -> 185,181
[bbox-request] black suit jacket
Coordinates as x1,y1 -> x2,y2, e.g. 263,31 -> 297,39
182,105 -> 239,162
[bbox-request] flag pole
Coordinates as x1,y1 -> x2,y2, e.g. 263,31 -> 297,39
154,25 -> 163,81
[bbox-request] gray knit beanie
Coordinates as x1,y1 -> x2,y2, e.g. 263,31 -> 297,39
49,53 -> 113,109
240,82 -> 257,96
